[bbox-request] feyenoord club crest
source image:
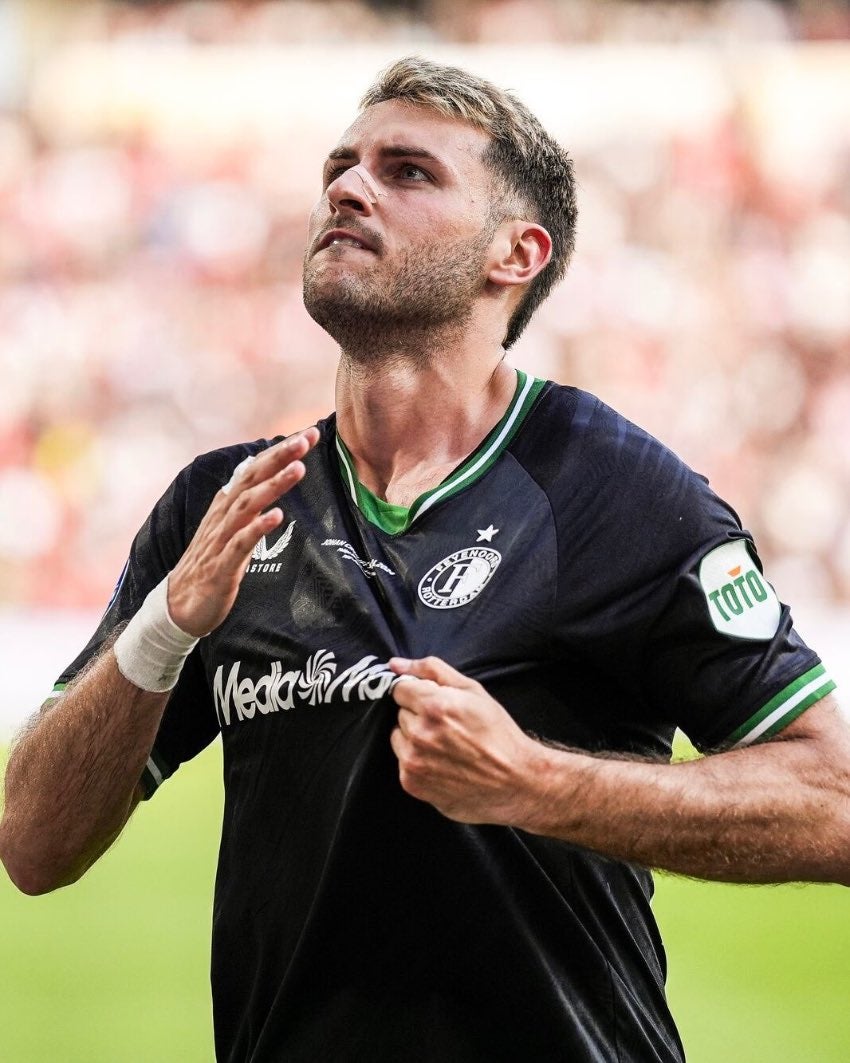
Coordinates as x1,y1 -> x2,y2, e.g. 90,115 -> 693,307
418,548 -> 501,610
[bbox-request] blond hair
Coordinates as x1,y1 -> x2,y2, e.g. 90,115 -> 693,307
361,56 -> 577,348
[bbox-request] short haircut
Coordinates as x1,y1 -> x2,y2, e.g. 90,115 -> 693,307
360,56 -> 577,348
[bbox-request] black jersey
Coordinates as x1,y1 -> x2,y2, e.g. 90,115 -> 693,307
57,373 -> 834,1063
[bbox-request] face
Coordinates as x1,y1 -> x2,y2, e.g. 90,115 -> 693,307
302,100 -> 501,359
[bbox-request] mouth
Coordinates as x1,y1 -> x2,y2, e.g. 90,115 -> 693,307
316,228 -> 378,254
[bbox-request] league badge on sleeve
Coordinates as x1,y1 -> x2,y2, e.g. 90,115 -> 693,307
698,539 -> 781,640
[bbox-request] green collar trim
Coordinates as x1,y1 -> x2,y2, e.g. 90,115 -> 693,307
354,488 -> 410,535
336,369 -> 545,535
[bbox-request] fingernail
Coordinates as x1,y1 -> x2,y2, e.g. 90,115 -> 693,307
389,657 -> 412,669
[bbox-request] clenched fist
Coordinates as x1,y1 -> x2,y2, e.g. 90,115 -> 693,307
389,655 -> 549,828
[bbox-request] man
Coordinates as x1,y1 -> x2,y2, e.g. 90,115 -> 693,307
1,56 -> 848,1062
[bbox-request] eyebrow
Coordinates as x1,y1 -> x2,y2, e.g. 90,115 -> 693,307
326,145 -> 442,164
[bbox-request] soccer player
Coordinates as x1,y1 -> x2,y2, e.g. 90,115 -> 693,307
2,57 -> 848,1062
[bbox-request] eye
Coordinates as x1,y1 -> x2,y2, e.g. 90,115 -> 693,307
397,164 -> 431,182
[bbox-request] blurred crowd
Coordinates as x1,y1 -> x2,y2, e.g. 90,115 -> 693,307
1,1 -> 849,609
12,0 -> 850,47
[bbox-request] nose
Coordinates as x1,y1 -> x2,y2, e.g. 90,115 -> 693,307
327,164 -> 380,216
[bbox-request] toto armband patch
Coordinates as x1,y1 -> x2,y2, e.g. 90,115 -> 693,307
698,540 -> 781,640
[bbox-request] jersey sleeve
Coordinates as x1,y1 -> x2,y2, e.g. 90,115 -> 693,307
639,528 -> 835,751
612,449 -> 834,751
53,460 -> 221,799
534,389 -> 836,753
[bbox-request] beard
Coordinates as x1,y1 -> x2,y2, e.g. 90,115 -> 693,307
302,223 -> 496,366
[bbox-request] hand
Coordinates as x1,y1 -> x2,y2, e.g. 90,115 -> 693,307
167,429 -> 320,637
389,656 -> 546,826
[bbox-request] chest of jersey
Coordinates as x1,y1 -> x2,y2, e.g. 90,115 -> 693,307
202,454 -> 556,734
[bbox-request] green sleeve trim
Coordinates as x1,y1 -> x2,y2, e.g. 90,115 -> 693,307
727,664 -> 836,748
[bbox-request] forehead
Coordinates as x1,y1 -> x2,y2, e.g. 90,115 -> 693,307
331,99 -> 491,174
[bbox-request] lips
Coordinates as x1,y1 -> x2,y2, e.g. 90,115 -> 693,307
316,228 -> 378,254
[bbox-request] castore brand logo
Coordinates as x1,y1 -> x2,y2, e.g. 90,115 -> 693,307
247,521 -> 296,574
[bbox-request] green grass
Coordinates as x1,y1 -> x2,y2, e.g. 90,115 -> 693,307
0,746 -> 221,1063
1,742 -> 848,1062
655,876 -> 850,1062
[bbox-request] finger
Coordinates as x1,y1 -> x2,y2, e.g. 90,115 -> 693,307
389,655 -> 480,691
220,507 -> 284,571
222,461 -> 308,535
390,676 -> 441,711
219,429 -> 319,499
255,429 -> 320,476
218,461 -> 306,542
389,725 -> 409,762
395,705 -> 421,738
233,439 -> 310,496
259,429 -> 319,476
250,456 -> 311,508
220,455 -> 256,497
217,436 -> 312,528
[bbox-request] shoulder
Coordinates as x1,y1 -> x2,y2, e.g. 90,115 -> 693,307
514,381 -> 743,557
515,382 -> 707,496
516,382 -> 660,459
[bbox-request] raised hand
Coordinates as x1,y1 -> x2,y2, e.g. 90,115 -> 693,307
167,429 -> 320,637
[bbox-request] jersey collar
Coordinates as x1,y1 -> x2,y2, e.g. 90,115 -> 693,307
335,368 -> 545,535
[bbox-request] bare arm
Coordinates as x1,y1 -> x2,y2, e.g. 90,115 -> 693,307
0,429 -> 319,895
0,656 -> 163,895
389,656 -> 850,885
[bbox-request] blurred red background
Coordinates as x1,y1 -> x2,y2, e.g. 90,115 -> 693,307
1,0 -> 849,611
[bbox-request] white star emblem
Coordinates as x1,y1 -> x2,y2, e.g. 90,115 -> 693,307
476,525 -> 498,542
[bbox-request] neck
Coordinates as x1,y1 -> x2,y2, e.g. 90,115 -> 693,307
335,336 -> 516,506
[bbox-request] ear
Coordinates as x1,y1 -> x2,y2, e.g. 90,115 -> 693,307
486,221 -> 552,290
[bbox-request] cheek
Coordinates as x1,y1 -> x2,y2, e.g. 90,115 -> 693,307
425,193 -> 489,232
307,199 -> 327,237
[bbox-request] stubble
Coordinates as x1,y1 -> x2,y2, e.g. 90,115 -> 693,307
302,223 -> 496,368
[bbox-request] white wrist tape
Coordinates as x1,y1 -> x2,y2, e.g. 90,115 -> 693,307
113,576 -> 199,693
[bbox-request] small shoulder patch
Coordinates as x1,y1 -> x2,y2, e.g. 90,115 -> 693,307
698,540 -> 781,640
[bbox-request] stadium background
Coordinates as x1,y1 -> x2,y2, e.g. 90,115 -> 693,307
0,0 -> 848,1059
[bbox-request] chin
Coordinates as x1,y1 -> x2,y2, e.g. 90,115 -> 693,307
303,283 -> 367,332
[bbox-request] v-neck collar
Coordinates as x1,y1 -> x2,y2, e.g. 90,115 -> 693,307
335,369 -> 545,535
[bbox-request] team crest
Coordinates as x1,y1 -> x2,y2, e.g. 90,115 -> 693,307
418,547 -> 501,610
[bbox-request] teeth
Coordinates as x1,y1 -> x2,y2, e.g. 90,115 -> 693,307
329,237 -> 364,249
